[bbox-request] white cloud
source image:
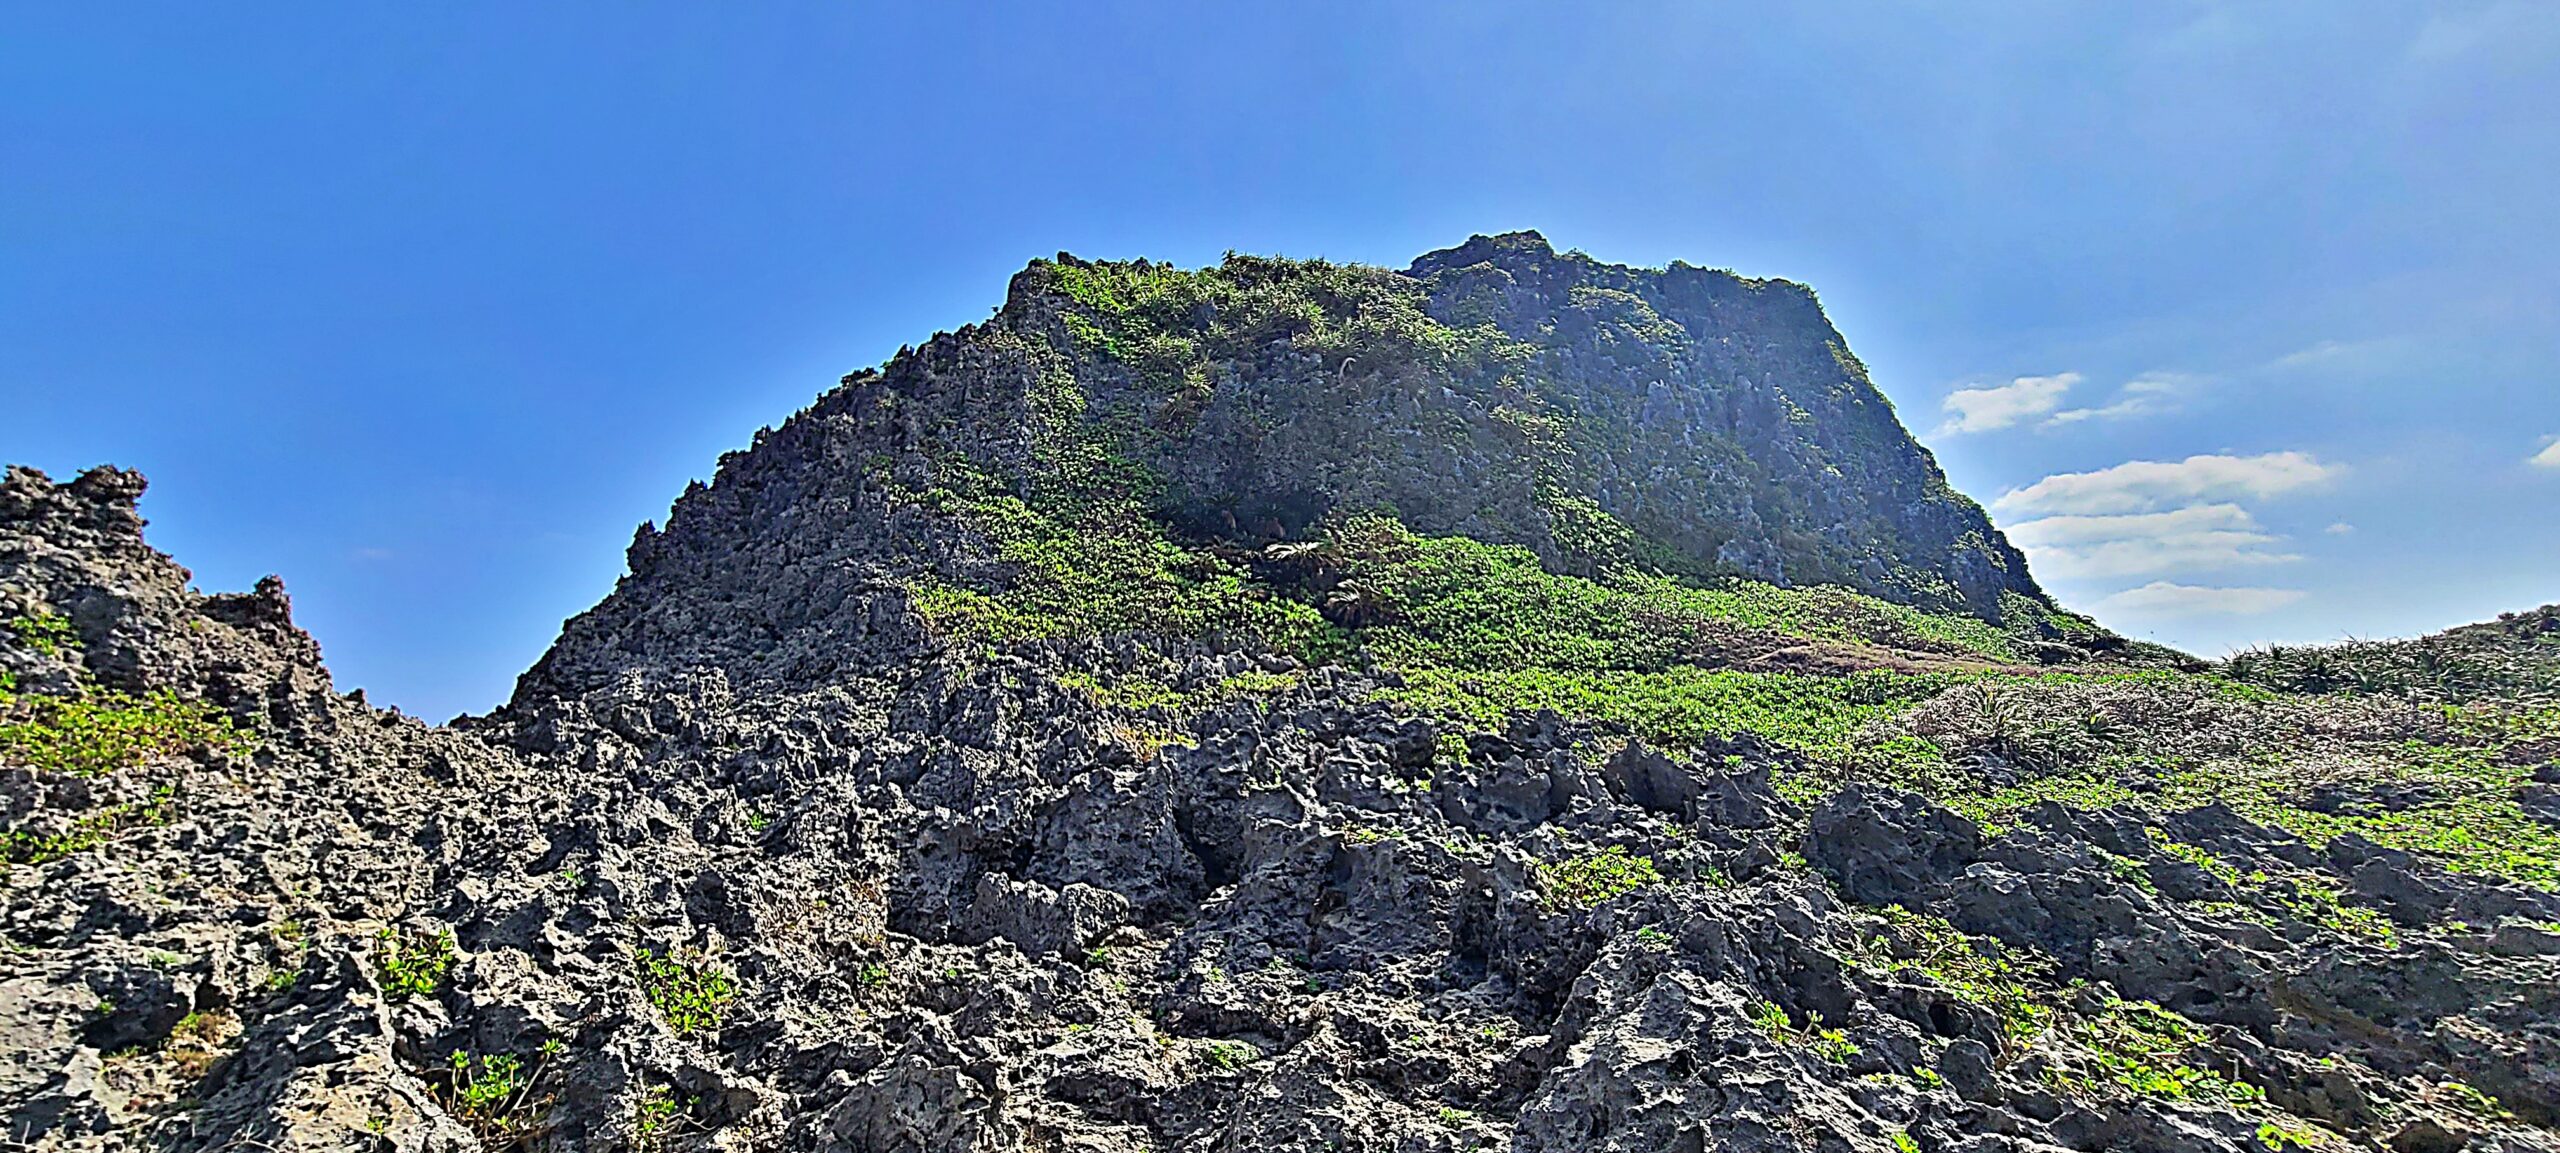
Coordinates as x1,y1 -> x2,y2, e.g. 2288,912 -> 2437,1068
2046,372 -> 2194,426
2531,437 -> 2560,471
1935,373 -> 2077,436
1993,451 -> 2344,516
2095,582 -> 2306,618
2324,522 -> 2355,535
2004,504 -> 2299,580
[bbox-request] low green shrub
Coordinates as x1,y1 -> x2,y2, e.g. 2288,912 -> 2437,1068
376,928 -> 455,1000
1542,846 -> 1662,908
0,680 -> 254,777
637,947 -> 736,1035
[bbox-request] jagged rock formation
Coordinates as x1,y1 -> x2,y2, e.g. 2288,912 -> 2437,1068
6,238 -> 2559,1153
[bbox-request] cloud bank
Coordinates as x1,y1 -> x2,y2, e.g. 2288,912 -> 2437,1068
1999,451 -> 2344,624
1994,452 -> 2344,516
2002,503 -> 2299,580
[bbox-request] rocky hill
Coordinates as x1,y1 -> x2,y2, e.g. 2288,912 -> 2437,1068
5,238 -> 2557,1153
520,233 -> 2066,705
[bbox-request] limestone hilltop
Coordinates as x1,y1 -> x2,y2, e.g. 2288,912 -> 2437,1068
4,237 -> 2556,1152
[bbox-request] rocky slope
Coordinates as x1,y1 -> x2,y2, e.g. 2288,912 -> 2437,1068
6,237 -> 2559,1153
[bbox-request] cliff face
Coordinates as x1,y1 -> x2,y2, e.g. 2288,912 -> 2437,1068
1399,233 -> 2029,613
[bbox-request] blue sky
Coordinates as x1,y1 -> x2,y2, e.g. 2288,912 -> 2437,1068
4,2 -> 2555,720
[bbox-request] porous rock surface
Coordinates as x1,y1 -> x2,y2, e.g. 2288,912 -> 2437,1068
6,464 -> 2557,1152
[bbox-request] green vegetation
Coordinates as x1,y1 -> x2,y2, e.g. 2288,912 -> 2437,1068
375,927 -> 456,1000
637,947 -> 737,1035
0,668 -> 246,865
632,1083 -> 702,1151
2,783 -> 176,864
890,259 -> 1459,658
1747,1000 -> 1858,1064
2223,606 -> 2560,705
898,422 -> 1338,659
1339,824 -> 1397,847
1328,513 -> 2019,667
8,611 -> 77,657
2050,998 -> 2265,1107
436,1042 -> 562,1146
2255,1118 -> 2331,1150
1391,665 -> 1956,766
0,678 -> 254,778
1852,907 -> 2332,1135
1541,846 -> 1662,908
1035,253 -> 1514,401
1199,1039 -> 1262,1071
164,1009 -> 237,1079
2241,739 -> 2558,890
1943,707 -> 2560,894
1809,1026 -> 1861,1065
1855,907 -> 2049,1054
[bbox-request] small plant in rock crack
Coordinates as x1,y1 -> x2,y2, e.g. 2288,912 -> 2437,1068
1748,1000 -> 1859,1063
1200,1039 -> 1261,1071
636,947 -> 736,1035
2435,1080 -> 2514,1122
1632,925 -> 1675,953
375,927 -> 455,1001
632,1083 -> 705,1152
435,1041 -> 562,1147
1809,1024 -> 1862,1066
164,1009 -> 239,1079
1749,1000 -> 1793,1045
1541,846 -> 1663,908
